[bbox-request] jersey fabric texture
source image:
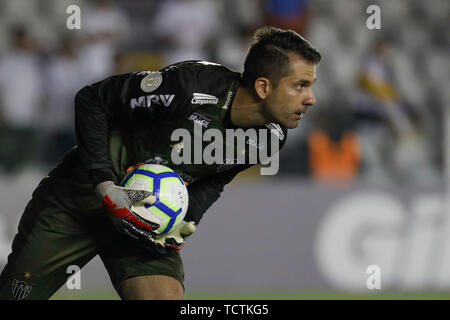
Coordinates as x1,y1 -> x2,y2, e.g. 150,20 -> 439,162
0,61 -> 287,299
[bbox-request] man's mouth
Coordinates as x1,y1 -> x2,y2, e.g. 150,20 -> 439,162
294,113 -> 303,120
294,111 -> 304,119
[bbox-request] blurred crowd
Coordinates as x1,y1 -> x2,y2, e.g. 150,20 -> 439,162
0,0 -> 447,186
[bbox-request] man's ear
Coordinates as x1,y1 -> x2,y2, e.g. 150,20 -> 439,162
254,77 -> 272,99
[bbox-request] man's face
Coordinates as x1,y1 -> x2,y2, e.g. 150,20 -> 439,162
263,55 -> 317,129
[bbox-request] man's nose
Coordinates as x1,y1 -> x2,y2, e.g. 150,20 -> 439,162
304,90 -> 316,107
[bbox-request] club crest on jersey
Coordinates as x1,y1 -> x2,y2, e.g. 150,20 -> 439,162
191,93 -> 219,105
11,279 -> 32,300
140,72 -> 162,93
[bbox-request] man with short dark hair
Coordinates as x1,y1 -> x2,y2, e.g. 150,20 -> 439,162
0,26 -> 321,300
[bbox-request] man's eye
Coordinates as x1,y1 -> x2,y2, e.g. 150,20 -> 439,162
297,83 -> 304,89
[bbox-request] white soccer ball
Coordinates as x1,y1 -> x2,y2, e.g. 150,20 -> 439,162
120,164 -> 189,235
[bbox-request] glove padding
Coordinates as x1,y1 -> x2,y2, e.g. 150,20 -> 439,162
95,181 -> 159,240
149,221 -> 197,254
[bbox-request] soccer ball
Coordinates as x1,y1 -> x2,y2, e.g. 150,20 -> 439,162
120,164 -> 189,236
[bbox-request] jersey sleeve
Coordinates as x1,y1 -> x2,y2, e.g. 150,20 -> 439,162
184,165 -> 250,225
184,124 -> 289,225
74,68 -> 189,185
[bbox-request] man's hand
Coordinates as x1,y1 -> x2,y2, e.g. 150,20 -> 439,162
149,221 -> 197,254
95,181 -> 159,240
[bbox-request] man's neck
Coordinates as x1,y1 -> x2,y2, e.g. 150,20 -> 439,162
230,86 -> 267,128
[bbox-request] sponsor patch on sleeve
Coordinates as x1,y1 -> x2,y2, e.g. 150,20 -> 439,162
140,72 -> 162,93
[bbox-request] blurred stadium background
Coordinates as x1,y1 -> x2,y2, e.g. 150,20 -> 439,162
0,0 -> 449,299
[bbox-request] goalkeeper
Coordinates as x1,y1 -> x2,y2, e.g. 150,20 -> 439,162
0,26 -> 320,300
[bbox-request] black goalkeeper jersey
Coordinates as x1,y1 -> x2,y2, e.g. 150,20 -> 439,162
59,60 -> 288,224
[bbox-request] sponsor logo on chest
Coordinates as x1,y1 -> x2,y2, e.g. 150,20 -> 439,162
191,92 -> 219,105
130,94 -> 175,109
188,112 -> 211,128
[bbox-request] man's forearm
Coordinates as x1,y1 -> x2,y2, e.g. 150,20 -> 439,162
74,85 -> 114,185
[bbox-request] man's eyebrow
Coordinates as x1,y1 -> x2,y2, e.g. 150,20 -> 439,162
298,78 -> 316,85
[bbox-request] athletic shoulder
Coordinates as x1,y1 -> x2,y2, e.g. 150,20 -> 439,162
162,60 -> 238,77
162,60 -> 241,95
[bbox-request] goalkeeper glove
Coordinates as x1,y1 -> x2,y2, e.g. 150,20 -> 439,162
95,181 -> 159,240
149,221 -> 197,254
